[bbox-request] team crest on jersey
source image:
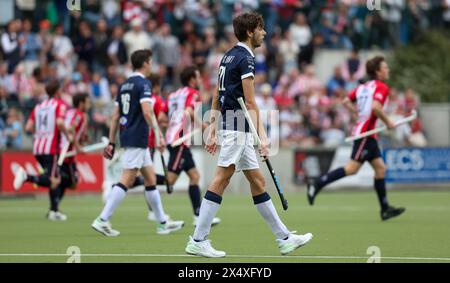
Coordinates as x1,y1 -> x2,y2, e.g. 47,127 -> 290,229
120,117 -> 128,126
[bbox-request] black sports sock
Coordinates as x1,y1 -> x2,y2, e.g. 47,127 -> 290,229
189,185 -> 201,216
316,167 -> 346,192
374,178 -> 389,210
156,174 -> 166,185
132,176 -> 144,188
27,175 -> 51,187
49,188 -> 60,212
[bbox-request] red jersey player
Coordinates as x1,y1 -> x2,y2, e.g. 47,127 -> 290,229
307,56 -> 406,221
165,66 -> 220,226
55,93 -> 91,217
13,80 -> 73,221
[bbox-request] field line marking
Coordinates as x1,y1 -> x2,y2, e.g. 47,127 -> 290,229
0,254 -> 450,261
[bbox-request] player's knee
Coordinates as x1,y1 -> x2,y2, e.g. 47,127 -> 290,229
344,166 -> 358,176
251,175 -> 266,191
374,164 -> 386,178
189,172 -> 200,184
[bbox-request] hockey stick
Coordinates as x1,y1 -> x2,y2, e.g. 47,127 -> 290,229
171,128 -> 201,147
345,110 -> 418,143
65,136 -> 109,158
150,110 -> 172,194
237,97 -> 288,211
57,141 -> 71,166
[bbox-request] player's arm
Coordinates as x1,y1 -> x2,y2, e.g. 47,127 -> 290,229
242,77 -> 269,158
25,119 -> 34,134
103,105 -> 120,159
372,100 -> 395,129
205,85 -> 219,155
142,101 -> 165,151
343,97 -> 357,113
56,117 -> 74,142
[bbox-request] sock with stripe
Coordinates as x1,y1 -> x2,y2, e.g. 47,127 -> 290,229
253,192 -> 290,240
99,183 -> 127,221
193,191 -> 222,241
144,186 -> 168,223
189,185 -> 201,216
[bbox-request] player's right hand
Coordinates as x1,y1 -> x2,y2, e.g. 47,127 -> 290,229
205,132 -> 217,155
157,138 -> 166,153
104,143 -> 115,160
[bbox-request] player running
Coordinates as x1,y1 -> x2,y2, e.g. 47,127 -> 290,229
54,93 -> 91,220
13,80 -> 73,221
307,56 -> 406,221
185,13 -> 312,258
91,49 -> 184,236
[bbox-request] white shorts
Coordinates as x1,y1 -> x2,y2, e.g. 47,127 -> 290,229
217,130 -> 259,172
121,147 -> 153,169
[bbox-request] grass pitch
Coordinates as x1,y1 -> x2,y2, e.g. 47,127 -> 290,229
0,190 -> 449,263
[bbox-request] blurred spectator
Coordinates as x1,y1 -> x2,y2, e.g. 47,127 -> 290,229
279,29 -> 299,73
1,19 -> 25,73
0,62 -> 14,95
341,48 -> 365,89
289,12 -> 312,49
93,18 -> 110,70
381,0 -> 405,47
21,18 -> 41,76
123,17 -> 152,60
326,66 -> 346,97
106,26 -> 128,67
0,86 -> 8,122
256,83 -> 278,143
74,21 -> 96,71
51,24 -> 74,80
2,107 -> 23,149
102,0 -> 121,27
154,23 -> 180,86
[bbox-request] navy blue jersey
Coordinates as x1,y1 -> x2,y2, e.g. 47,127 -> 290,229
218,42 -> 255,132
115,73 -> 152,148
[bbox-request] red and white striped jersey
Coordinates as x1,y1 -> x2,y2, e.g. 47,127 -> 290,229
62,108 -> 87,163
29,98 -> 67,155
165,87 -> 199,146
348,80 -> 389,139
147,94 -> 168,148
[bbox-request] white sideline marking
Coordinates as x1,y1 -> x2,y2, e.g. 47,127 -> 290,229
0,254 -> 450,261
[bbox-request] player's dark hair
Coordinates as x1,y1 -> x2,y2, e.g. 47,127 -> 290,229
131,49 -> 152,70
180,65 -> 198,87
148,73 -> 161,87
45,80 -> 60,97
233,12 -> 264,42
73,93 -> 89,108
366,56 -> 385,80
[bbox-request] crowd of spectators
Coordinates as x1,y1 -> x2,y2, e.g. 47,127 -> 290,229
1,0 -> 438,150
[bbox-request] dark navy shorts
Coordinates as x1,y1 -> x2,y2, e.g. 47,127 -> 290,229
351,137 -> 382,163
167,145 -> 196,175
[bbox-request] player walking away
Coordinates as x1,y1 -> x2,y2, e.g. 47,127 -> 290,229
164,66 -> 220,227
130,73 -> 171,221
91,49 -> 184,236
307,56 -> 406,221
55,93 -> 91,220
13,80 -> 73,221
185,13 -> 312,258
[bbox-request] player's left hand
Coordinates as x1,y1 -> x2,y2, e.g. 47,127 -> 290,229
157,138 -> 166,153
259,140 -> 270,161
104,143 -> 115,160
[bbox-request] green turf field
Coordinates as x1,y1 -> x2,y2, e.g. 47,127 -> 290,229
0,190 -> 449,263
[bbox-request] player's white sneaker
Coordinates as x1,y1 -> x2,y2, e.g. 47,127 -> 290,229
185,236 -> 226,258
13,166 -> 27,191
47,211 -> 67,221
193,216 -> 221,227
147,211 -> 171,222
156,220 -> 185,235
277,232 -> 313,255
91,217 -> 120,237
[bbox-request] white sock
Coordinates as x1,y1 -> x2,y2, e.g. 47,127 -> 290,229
100,184 -> 127,221
255,199 -> 290,240
193,198 -> 221,241
145,188 -> 168,223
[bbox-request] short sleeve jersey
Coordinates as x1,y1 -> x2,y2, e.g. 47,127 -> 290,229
116,72 -> 152,148
218,42 -> 255,132
348,80 -> 389,138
